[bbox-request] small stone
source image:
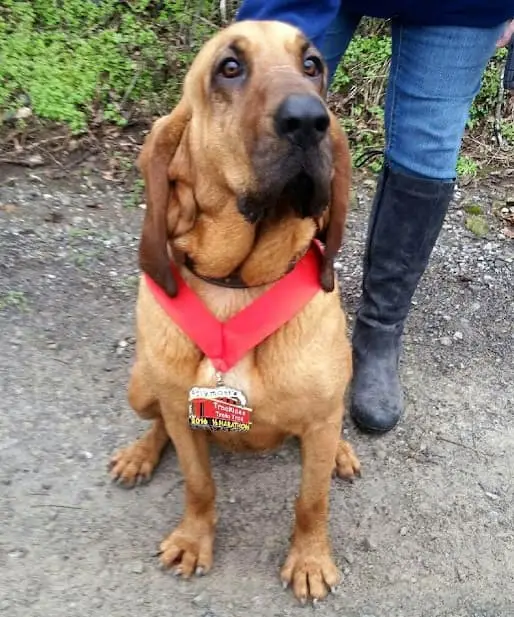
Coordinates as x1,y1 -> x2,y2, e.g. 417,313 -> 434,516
487,511 -> 499,523
131,561 -> 144,574
400,526 -> 408,536
228,496 -> 236,504
79,450 -> 93,461
15,106 -> 32,119
361,537 -> 376,552
453,331 -> 464,341
8,548 -> 27,558
440,336 -> 452,346
192,594 -> 206,606
0,600 -> 11,612
42,482 -> 52,490
344,552 -> 354,564
118,340 -> 128,348
484,491 -> 500,501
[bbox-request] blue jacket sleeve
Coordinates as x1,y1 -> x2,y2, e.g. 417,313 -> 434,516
235,0 -> 341,49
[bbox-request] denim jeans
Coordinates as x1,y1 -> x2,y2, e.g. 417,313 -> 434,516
321,10 -> 505,180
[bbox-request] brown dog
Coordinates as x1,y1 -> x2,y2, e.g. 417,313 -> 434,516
109,20 -> 360,603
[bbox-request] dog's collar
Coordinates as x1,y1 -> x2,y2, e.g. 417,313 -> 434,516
181,248 -> 307,289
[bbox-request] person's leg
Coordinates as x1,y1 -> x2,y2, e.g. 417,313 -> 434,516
351,21 -> 505,432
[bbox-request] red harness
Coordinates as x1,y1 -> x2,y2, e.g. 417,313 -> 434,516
144,242 -> 324,373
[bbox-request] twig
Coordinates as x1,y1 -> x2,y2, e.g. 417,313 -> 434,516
0,157 -> 45,168
436,435 -> 489,457
219,0 -> 228,23
22,135 -> 68,151
494,60 -> 506,147
64,148 -> 100,170
197,14 -> 220,30
30,504 -> 83,510
120,68 -> 141,110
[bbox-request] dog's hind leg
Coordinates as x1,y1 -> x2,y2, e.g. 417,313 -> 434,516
109,362 -> 170,487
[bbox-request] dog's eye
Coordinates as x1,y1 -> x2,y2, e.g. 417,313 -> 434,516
303,56 -> 322,78
218,58 -> 243,79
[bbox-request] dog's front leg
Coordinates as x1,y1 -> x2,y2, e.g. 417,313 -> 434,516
281,419 -> 342,603
158,412 -> 216,578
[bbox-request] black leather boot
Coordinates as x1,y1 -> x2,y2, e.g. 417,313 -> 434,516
351,164 -> 455,432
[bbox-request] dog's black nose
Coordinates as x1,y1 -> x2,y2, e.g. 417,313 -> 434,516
274,94 -> 329,146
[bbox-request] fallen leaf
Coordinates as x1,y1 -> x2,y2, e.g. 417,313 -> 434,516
0,203 -> 17,213
501,226 -> 514,239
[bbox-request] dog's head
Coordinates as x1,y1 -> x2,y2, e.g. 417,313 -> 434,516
138,20 -> 351,296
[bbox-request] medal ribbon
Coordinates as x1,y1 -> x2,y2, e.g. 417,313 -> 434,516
144,242 -> 325,373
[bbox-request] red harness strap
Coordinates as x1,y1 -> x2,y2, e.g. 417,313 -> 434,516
144,242 -> 324,373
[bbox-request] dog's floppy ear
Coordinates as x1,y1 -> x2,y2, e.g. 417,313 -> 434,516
317,113 -> 352,292
137,100 -> 191,297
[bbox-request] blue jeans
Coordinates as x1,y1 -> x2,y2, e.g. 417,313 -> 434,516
322,11 -> 504,180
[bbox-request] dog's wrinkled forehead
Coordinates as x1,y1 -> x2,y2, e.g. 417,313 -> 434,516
183,20 -> 326,101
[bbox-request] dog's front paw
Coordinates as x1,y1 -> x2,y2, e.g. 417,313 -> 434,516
281,544 -> 341,604
158,519 -> 214,578
109,443 -> 159,487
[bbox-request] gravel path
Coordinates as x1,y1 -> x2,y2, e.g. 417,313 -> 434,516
1,165 -> 513,617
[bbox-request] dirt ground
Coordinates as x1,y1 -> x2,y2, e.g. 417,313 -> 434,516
1,161 -> 513,617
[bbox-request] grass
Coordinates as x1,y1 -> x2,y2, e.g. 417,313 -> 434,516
464,204 -> 484,216
124,178 -> 145,209
465,215 -> 489,237
0,290 -> 28,311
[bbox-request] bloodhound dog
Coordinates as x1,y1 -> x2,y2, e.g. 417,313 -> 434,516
109,20 -> 360,603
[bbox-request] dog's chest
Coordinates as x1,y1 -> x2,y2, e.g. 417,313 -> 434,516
196,357 -> 255,404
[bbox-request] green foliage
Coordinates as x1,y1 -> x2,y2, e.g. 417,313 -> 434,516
464,203 -> 484,215
0,0 -> 220,132
467,47 -> 507,128
456,155 -> 478,178
0,290 -> 27,311
0,4 -> 512,159
465,214 -> 489,237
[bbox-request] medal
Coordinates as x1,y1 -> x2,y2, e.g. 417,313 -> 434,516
188,372 -> 252,432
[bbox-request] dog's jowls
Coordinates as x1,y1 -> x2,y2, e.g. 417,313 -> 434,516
109,20 -> 360,604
